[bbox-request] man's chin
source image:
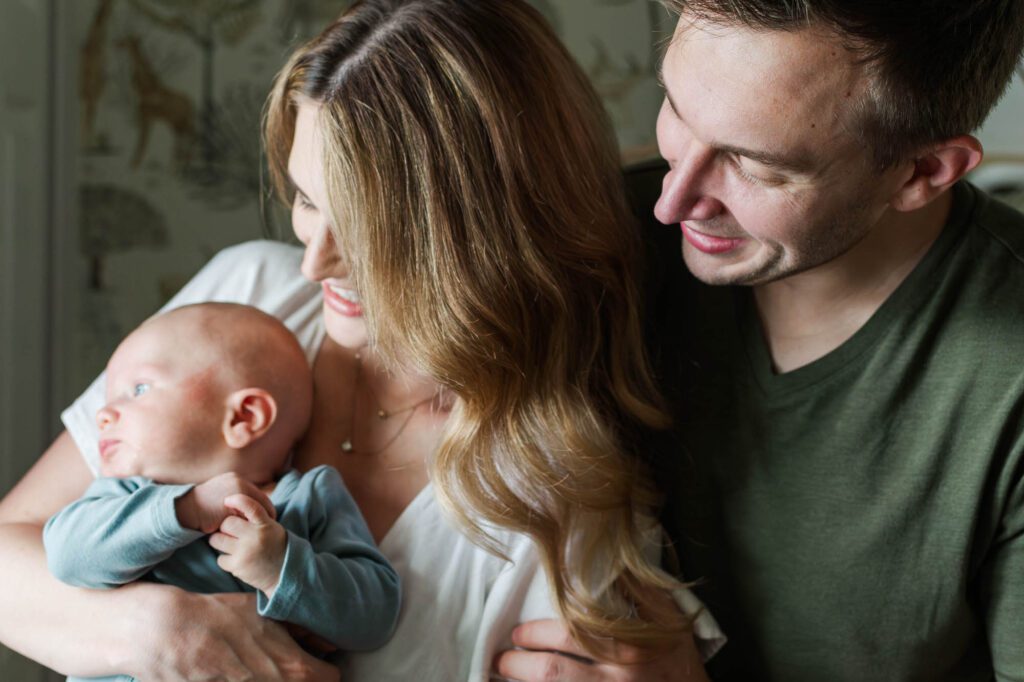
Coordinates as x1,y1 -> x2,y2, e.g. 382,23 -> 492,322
682,245 -> 786,287
683,252 -> 759,287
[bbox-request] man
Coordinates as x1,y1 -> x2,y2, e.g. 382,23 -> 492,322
645,1 -> 1024,679
495,2 -> 1024,680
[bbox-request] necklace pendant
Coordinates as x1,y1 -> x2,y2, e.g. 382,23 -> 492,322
341,439 -> 353,452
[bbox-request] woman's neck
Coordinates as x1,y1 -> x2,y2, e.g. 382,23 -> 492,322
294,335 -> 452,541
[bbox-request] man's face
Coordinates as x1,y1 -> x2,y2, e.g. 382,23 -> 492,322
96,317 -> 228,484
654,16 -> 906,286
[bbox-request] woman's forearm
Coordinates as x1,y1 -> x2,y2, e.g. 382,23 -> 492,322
0,431 -> 148,676
0,432 -> 339,682
0,521 -> 144,677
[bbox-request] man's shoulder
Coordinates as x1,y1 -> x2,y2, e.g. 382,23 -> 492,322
968,184 -> 1024,270
949,184 -> 1024,317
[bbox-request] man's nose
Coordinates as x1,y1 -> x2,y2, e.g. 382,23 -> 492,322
654,143 -> 725,225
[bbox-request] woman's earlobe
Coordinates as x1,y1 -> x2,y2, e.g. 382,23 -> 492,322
222,389 -> 278,449
891,135 -> 984,212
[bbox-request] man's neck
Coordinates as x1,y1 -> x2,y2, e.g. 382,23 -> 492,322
753,191 -> 953,374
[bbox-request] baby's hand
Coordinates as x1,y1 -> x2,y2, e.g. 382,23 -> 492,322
176,472 -> 276,534
209,494 -> 288,597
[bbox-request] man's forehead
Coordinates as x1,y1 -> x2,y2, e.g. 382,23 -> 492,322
661,14 -> 866,166
667,14 -> 862,97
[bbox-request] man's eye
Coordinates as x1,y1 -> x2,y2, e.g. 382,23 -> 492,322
132,383 -> 151,397
729,155 -> 781,187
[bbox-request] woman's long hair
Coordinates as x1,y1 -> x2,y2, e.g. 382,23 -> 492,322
265,0 -> 688,654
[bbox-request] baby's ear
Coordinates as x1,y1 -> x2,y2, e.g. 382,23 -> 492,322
222,389 -> 278,449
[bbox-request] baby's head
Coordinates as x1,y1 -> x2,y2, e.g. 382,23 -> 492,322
96,303 -> 313,484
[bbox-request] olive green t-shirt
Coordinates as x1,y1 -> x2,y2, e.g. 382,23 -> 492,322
637,178 -> 1024,680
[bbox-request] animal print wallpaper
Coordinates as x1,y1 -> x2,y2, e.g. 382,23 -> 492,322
68,0 -> 673,398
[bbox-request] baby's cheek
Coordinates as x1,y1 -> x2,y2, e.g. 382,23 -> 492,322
182,367 -> 223,404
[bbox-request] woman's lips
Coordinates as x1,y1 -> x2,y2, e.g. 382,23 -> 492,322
321,282 -> 363,317
681,223 -> 746,255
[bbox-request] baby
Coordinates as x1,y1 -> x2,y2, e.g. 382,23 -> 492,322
44,303 -> 400,682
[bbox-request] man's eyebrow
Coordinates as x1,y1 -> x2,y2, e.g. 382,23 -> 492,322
656,66 -> 816,174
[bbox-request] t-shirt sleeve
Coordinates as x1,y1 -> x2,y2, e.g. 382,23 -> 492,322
42,476 -> 200,588
466,524 -> 726,679
981,437 -> 1024,680
61,240 -> 322,475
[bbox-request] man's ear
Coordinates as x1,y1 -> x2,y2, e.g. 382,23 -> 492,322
222,389 -> 278,449
891,135 -> 983,212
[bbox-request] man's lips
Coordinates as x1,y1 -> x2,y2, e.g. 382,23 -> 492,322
98,439 -> 119,459
321,282 -> 363,317
681,223 -> 746,255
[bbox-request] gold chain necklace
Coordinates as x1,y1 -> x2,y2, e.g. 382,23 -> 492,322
340,351 -> 436,455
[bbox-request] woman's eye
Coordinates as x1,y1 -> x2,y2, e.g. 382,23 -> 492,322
132,383 -> 151,398
294,192 -> 317,211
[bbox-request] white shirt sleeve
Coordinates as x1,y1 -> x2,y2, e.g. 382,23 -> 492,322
468,529 -> 726,680
62,240 -> 323,475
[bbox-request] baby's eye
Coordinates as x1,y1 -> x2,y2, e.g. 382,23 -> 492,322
132,383 -> 151,398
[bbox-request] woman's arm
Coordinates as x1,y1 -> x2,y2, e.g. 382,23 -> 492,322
0,432 -> 338,681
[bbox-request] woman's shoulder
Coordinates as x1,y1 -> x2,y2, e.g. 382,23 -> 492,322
201,239 -> 305,285
174,240 -> 319,327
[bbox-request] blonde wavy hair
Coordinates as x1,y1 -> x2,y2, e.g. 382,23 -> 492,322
265,0 -> 688,655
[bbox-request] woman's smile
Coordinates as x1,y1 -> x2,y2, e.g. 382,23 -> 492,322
322,280 -> 363,317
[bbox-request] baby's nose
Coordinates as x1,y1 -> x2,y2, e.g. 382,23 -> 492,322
95,405 -> 117,430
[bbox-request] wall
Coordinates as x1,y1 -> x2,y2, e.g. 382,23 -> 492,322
978,72 -> 1024,158
60,0 -> 673,410
1,4 -> 67,682
48,2 -> 1024,414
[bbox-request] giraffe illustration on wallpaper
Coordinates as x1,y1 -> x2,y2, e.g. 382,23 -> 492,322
80,0 -> 116,147
128,0 -> 264,173
117,35 -> 196,171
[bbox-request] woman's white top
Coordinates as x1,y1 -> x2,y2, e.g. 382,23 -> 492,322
63,241 -> 725,681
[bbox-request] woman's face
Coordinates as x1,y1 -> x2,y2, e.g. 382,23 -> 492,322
288,102 -> 368,349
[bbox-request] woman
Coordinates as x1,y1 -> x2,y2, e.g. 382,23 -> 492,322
0,1 -> 720,680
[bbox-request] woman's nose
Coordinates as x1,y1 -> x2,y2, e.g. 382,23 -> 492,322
300,224 -> 344,282
96,405 -> 117,430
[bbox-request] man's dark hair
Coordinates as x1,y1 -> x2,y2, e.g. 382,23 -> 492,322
661,0 -> 1024,168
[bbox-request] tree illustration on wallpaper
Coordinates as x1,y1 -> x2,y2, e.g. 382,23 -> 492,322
188,81 -> 267,209
80,184 -> 169,290
80,0 -> 117,148
127,0 -> 264,176
274,0 -> 353,45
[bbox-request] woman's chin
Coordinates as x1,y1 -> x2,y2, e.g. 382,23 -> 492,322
323,306 -> 369,349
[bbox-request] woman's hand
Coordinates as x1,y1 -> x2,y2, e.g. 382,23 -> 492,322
493,619 -> 709,682
125,588 -> 340,681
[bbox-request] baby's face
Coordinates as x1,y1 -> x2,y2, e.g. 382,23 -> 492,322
96,317 -> 230,483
